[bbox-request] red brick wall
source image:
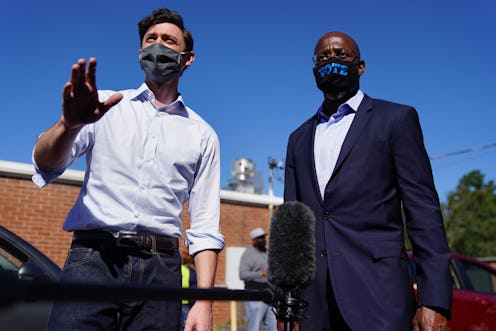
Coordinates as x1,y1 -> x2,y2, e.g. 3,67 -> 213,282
0,175 -> 273,327
0,177 -> 76,265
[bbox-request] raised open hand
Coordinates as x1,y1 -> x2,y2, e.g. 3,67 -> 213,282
62,58 -> 122,130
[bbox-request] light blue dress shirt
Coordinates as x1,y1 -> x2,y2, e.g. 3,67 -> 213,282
314,90 -> 364,199
33,83 -> 225,255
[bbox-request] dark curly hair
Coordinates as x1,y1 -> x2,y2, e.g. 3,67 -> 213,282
138,8 -> 194,52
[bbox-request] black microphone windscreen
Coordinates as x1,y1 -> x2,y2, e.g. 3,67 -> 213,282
268,201 -> 316,290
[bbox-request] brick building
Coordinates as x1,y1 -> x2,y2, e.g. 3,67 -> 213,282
0,160 -> 282,329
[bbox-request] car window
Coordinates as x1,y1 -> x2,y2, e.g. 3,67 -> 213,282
0,228 -> 61,280
449,264 -> 462,289
460,260 -> 496,294
0,247 -> 22,271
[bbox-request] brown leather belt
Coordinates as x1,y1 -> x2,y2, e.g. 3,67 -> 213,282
73,230 -> 179,251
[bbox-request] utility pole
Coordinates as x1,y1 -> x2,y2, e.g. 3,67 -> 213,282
268,158 -> 283,224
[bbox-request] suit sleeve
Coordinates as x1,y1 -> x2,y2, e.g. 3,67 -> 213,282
392,107 -> 452,313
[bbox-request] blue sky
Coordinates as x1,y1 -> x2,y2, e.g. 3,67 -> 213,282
1,0 -> 495,201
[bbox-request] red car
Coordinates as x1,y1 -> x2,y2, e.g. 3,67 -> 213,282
408,252 -> 496,330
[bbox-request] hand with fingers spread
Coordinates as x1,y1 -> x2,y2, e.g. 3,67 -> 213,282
62,57 -> 122,130
33,57 -> 123,170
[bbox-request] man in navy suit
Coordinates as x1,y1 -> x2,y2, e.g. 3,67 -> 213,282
284,31 -> 452,330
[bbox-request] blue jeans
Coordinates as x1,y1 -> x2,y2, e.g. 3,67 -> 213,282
47,239 -> 182,330
244,301 -> 277,331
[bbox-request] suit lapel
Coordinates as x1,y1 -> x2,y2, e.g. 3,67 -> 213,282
330,95 -> 374,180
304,115 -> 324,206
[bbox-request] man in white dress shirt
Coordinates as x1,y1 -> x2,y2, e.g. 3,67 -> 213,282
32,8 -> 224,331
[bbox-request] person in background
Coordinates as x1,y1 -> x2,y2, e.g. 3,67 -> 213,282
239,227 -> 277,331
284,31 -> 452,330
32,7 -> 224,331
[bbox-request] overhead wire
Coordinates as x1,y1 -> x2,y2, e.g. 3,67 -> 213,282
429,143 -> 496,160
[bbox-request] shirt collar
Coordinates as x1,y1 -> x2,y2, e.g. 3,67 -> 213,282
316,90 -> 365,123
131,83 -> 189,117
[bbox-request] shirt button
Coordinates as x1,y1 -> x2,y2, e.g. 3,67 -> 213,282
320,250 -> 327,257
323,212 -> 329,220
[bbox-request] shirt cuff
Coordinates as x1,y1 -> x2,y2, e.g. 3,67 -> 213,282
185,230 -> 225,256
32,165 -> 66,188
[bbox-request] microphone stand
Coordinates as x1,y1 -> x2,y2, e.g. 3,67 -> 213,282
274,287 -> 308,331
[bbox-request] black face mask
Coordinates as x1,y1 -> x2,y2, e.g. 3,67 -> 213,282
139,43 -> 184,85
254,238 -> 267,252
313,58 -> 360,102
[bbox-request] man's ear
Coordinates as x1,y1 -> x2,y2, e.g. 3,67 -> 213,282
183,51 -> 195,68
358,60 -> 366,76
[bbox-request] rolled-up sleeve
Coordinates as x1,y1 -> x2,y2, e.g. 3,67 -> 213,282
31,132 -> 71,188
32,164 -> 67,188
185,129 -> 225,256
31,125 -> 93,188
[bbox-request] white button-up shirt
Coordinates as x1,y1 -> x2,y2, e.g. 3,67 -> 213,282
314,90 -> 364,199
33,83 -> 225,255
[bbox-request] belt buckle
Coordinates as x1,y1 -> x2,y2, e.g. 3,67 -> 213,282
115,231 -> 138,248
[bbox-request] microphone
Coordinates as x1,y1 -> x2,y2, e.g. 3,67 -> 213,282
268,201 -> 316,330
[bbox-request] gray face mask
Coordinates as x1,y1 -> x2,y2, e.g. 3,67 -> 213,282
139,43 -> 186,85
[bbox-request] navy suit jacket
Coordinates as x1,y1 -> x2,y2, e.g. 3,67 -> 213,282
284,94 -> 452,330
